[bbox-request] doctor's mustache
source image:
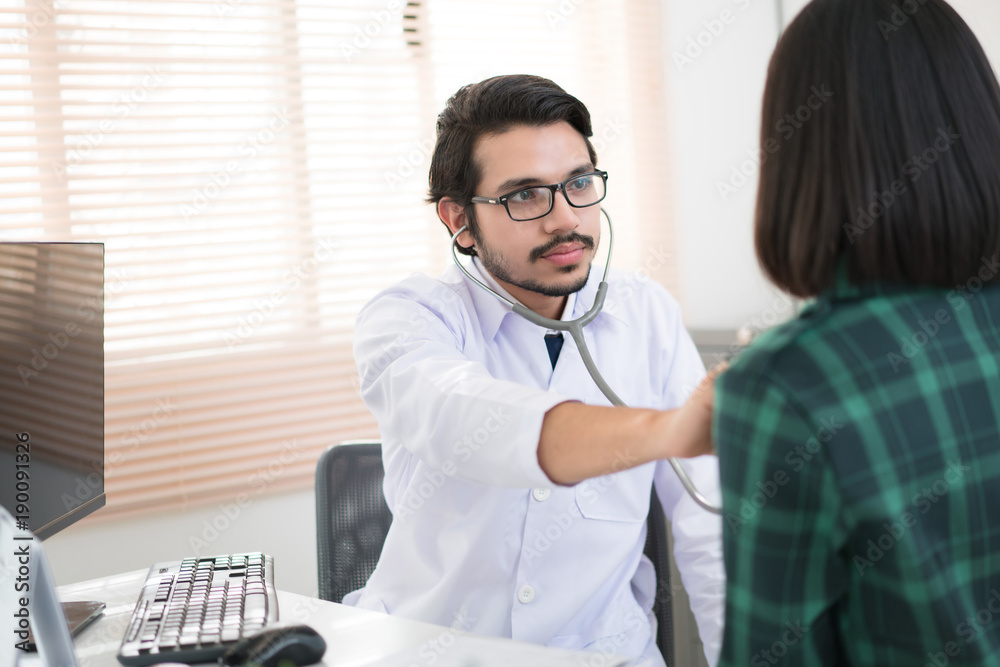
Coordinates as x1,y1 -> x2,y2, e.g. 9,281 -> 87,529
529,232 -> 596,263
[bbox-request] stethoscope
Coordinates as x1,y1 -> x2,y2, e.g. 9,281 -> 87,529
450,208 -> 723,515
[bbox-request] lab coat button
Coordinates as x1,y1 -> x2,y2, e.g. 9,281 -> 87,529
517,585 -> 535,604
532,488 -> 550,502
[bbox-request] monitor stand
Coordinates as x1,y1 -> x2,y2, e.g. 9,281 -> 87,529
2,508 -> 81,667
26,601 -> 106,650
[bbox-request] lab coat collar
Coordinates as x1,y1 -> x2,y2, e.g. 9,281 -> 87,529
463,257 -> 625,342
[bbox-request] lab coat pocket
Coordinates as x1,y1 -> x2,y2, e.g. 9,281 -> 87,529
549,593 -> 651,659
574,470 -> 650,523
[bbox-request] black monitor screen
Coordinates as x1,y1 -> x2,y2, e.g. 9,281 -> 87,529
0,242 -> 105,539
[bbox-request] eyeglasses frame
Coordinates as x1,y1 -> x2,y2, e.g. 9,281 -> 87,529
469,170 -> 609,222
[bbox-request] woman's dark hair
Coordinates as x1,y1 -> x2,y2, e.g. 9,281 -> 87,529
755,0 -> 1000,296
428,74 -> 597,256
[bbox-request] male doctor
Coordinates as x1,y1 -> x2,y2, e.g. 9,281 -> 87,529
346,74 -> 724,667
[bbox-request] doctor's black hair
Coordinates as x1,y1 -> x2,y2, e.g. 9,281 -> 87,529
427,74 -> 598,256
755,0 -> 1000,296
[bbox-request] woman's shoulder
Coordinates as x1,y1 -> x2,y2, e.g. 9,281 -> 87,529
724,302 -> 827,385
719,285 -> 961,401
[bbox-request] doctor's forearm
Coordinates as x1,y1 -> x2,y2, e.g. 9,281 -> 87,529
537,403 -> 685,486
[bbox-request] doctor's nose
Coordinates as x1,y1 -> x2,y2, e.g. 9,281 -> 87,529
540,190 -> 581,235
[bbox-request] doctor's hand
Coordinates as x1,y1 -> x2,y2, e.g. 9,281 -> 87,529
665,363 -> 727,459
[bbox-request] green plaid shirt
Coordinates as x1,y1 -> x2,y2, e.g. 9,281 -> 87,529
715,265 -> 1000,667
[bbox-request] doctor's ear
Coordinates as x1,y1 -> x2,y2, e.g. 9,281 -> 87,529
438,199 -> 474,248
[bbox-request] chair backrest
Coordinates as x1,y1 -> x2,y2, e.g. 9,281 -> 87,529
315,440 -> 391,604
315,440 -> 673,664
645,486 -> 674,667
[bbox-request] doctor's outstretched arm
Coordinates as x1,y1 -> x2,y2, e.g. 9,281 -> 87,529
537,367 -> 720,486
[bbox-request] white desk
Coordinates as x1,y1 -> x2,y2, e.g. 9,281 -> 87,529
54,571 -> 633,667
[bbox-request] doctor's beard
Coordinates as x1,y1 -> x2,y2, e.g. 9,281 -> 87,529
474,230 -> 594,298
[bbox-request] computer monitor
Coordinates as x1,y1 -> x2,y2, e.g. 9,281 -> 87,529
0,242 -> 107,652
0,241 -> 105,538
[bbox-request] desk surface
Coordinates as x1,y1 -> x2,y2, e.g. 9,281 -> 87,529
52,570 -> 631,667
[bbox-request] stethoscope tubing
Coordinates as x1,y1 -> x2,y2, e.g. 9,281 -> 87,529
449,209 -> 723,515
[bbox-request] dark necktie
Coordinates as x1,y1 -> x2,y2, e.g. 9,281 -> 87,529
544,332 -> 564,369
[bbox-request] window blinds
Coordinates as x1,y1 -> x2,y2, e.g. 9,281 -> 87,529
1,0 -> 677,520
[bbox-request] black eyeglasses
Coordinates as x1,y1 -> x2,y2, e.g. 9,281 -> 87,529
470,170 -> 608,222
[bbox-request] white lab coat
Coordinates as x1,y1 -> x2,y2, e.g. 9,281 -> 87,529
345,258 -> 724,666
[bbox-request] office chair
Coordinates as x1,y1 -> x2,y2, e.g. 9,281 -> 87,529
315,440 -> 390,605
315,440 -> 674,666
645,483 -> 675,667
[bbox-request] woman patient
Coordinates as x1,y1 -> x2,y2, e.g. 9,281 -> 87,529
714,0 -> 1000,665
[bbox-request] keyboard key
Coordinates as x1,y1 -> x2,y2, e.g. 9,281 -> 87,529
125,602 -> 147,642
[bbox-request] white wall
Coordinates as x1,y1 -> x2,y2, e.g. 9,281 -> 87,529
47,490 -> 319,597
667,0 -> 1000,332
950,0 -> 1000,65
665,0 -> 784,331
